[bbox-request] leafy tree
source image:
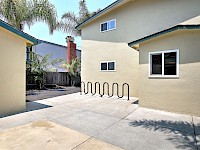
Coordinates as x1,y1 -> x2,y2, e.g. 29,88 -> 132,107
57,0 -> 100,36
30,52 -> 63,89
0,0 -> 57,34
60,58 -> 81,86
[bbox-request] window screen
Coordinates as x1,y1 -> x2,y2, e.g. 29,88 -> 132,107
108,62 -> 115,70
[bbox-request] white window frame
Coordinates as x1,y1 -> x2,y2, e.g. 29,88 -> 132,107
149,49 -> 179,78
100,19 -> 116,32
100,61 -> 116,72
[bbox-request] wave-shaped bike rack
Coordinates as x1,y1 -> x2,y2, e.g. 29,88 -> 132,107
81,81 -> 130,100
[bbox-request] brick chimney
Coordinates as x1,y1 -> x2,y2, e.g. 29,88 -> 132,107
66,36 -> 77,63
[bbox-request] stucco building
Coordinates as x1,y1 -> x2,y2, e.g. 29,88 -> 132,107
76,0 -> 200,116
0,19 -> 38,117
129,16 -> 200,116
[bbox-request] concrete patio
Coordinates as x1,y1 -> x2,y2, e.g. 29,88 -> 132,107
0,93 -> 199,150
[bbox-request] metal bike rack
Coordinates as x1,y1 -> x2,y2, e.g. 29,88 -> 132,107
81,81 -> 130,100
87,82 -> 92,94
94,82 -> 102,96
80,81 -> 85,95
103,82 -> 109,96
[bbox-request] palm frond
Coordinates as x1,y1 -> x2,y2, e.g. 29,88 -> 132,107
51,58 -> 65,66
90,8 -> 101,17
62,12 -> 78,23
0,0 -> 57,33
60,58 -> 81,76
0,0 -> 16,25
57,20 -> 80,36
30,0 -> 57,34
78,0 -> 90,22
58,0 -> 100,37
56,12 -> 79,36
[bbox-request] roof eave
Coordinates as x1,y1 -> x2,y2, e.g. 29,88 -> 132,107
0,20 -> 38,45
38,39 -> 81,51
76,0 -> 124,30
128,25 -> 200,48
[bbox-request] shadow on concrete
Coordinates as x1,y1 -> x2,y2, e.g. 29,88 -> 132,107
26,92 -> 40,96
26,102 -> 52,112
129,119 -> 197,150
0,102 -> 52,118
26,87 -> 81,101
132,100 -> 139,104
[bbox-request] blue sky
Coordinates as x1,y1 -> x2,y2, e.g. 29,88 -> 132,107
24,0 -> 116,49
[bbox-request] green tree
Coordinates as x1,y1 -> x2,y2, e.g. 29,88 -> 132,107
30,52 -> 63,89
0,0 -> 57,34
57,0 -> 100,36
60,58 -> 81,86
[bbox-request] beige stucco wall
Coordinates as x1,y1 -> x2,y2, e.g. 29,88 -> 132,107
139,30 -> 200,116
81,40 -> 139,97
0,27 -> 27,117
82,0 -> 200,43
81,0 -> 200,98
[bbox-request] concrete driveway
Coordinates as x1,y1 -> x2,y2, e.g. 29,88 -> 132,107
0,93 -> 199,150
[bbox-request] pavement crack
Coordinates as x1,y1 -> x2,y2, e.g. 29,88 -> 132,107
90,105 -> 139,139
71,137 -> 93,150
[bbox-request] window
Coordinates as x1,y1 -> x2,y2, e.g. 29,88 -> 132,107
101,63 -> 107,71
149,49 -> 179,77
100,61 -> 116,71
26,46 -> 32,61
100,19 -> 116,32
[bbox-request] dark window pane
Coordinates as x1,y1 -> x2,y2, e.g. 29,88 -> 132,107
26,51 -> 30,61
101,24 -> 104,31
108,62 -> 115,70
26,47 -> 30,61
101,63 -> 107,70
164,52 -> 177,75
101,23 -> 107,31
152,54 -> 162,74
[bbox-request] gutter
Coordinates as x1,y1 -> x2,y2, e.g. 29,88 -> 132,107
128,25 -> 200,47
76,0 -> 123,30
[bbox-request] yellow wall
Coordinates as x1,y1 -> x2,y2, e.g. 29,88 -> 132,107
81,40 -> 139,97
139,30 -> 200,116
0,27 -> 27,117
81,0 -> 200,98
82,0 -> 200,43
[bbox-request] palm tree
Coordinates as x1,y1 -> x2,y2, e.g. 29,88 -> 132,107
57,0 -> 100,36
60,58 -> 81,86
30,52 -> 63,89
0,0 -> 57,34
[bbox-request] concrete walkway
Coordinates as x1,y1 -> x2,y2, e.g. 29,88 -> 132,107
0,93 -> 199,150
0,120 -> 122,150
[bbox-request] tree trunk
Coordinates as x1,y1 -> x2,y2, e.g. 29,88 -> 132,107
69,75 -> 72,87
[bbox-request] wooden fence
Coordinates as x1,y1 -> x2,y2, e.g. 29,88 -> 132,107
26,72 -> 70,86
26,71 -> 81,90
45,72 -> 70,86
